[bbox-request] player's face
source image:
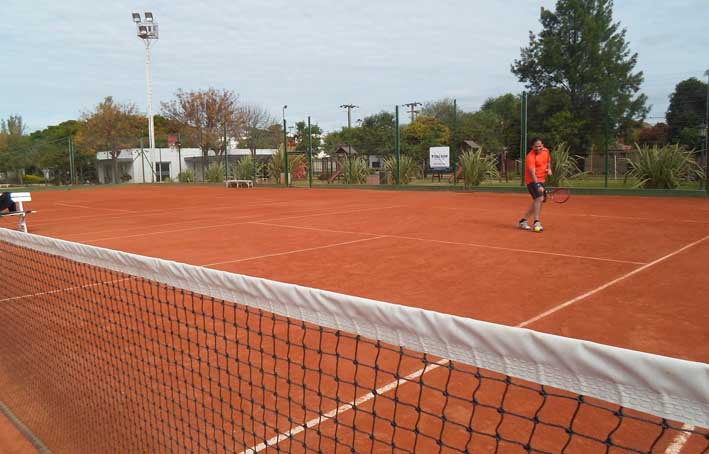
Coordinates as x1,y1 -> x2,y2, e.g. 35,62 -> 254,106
532,141 -> 544,152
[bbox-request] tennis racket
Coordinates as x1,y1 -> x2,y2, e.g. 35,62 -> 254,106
546,188 -> 571,203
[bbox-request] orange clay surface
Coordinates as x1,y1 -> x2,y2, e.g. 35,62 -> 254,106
1,185 -> 707,452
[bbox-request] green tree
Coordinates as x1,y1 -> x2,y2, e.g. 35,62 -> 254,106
480,94 -> 521,155
356,111 -> 396,156
512,0 -> 647,154
293,120 -> 323,154
401,115 -> 450,173
77,97 -> 142,184
29,120 -> 84,184
0,115 -> 32,182
666,77 -> 707,151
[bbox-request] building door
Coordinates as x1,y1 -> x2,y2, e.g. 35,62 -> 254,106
155,162 -> 170,182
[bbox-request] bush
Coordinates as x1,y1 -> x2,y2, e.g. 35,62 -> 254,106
120,173 -> 131,183
234,155 -> 263,180
625,144 -> 704,189
383,155 -> 420,184
458,149 -> 499,188
546,142 -> 583,187
178,170 -> 195,183
22,174 -> 45,184
205,163 -> 225,183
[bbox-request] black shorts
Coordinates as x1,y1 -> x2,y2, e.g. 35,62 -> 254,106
526,182 -> 546,200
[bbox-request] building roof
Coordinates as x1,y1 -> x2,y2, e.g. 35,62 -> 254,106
333,144 -> 358,155
463,140 -> 481,149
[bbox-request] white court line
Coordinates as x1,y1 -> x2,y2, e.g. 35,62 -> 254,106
54,202 -> 138,213
239,235 -> 708,454
666,424 -> 694,454
251,221 -> 646,265
202,236 -> 384,267
240,358 -> 449,454
517,235 -> 709,328
0,277 -> 130,304
82,205 -> 402,243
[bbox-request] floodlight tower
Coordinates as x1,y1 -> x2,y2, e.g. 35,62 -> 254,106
132,12 -> 159,152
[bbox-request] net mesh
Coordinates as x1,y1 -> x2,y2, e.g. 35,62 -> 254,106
0,233 -> 706,454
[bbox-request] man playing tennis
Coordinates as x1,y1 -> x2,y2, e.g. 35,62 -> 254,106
518,138 -> 552,232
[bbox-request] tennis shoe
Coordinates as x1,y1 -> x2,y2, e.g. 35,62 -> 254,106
518,220 -> 531,230
533,221 -> 544,232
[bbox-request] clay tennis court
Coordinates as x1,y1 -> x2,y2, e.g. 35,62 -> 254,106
1,185 -> 707,452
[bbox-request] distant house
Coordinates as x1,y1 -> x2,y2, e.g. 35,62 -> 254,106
95,147 -> 277,183
462,140 -> 482,152
331,144 -> 385,169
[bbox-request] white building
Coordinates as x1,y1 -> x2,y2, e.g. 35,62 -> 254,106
96,147 -> 277,184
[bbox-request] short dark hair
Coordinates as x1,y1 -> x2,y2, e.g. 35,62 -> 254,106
529,137 -> 543,147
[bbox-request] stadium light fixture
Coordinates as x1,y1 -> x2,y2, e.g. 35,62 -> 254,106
132,12 -> 159,156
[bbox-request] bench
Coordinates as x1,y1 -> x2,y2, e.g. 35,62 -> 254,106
225,179 -> 254,188
429,168 -> 452,182
0,192 -> 35,233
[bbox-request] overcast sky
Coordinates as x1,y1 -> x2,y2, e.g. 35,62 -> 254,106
2,0 -> 706,134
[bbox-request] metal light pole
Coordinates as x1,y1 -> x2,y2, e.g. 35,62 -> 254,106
340,104 -> 358,182
132,12 -> 158,154
704,69 -> 709,191
283,106 -> 289,186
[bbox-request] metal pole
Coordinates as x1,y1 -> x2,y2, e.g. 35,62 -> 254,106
520,92 -> 527,187
140,137 -> 145,183
704,70 -> 709,192
224,116 -> 228,180
395,105 -> 400,185
604,91 -> 609,189
452,99 -> 457,182
145,42 -> 155,152
177,134 -> 182,178
69,135 -> 75,185
308,116 -> 313,188
283,119 -> 289,186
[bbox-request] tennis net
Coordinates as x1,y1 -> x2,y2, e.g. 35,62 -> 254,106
0,228 -> 706,453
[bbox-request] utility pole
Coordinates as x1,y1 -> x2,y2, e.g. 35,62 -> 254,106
340,104 -> 358,182
403,102 -> 421,123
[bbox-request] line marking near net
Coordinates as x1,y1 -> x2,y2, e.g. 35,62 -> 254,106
80,205 -> 402,244
250,221 -> 647,265
517,235 -> 708,328
201,236 -> 384,267
238,234 -> 708,454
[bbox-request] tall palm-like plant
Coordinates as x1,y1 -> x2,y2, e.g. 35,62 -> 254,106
205,162 -> 225,183
267,146 -> 305,184
383,155 -> 419,184
336,156 -> 370,184
233,155 -> 263,180
625,144 -> 704,189
458,149 -> 499,188
546,142 -> 583,187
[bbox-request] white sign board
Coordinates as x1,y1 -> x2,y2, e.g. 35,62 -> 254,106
429,147 -> 450,169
